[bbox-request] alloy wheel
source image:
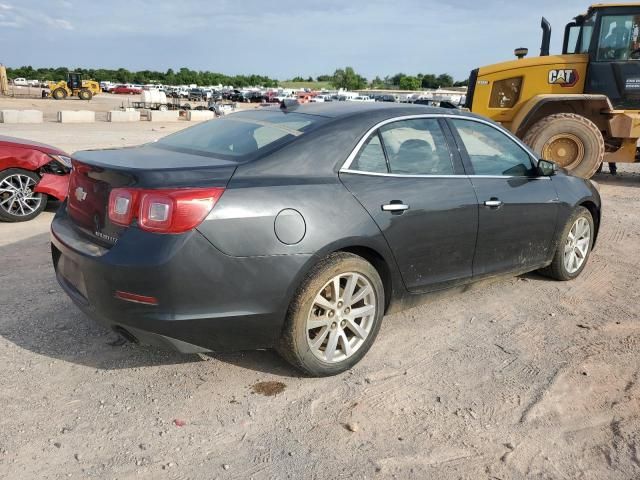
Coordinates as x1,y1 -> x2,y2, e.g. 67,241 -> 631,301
306,272 -> 376,363
0,173 -> 42,217
563,217 -> 591,274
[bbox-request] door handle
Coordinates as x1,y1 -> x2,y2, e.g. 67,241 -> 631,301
382,202 -> 410,212
484,199 -> 503,208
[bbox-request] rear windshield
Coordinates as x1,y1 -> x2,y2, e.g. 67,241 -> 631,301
155,110 -> 325,160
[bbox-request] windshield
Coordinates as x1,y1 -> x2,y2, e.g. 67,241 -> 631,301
155,110 -> 325,160
597,14 -> 640,60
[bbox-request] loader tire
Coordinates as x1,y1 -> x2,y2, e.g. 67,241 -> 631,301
78,88 -> 92,100
522,113 -> 604,179
52,88 -> 67,100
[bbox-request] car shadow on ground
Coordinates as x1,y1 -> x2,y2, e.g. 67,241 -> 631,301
592,171 -> 640,188
0,230 -> 302,376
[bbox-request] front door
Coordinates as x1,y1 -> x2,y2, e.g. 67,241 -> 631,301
448,118 -> 559,277
340,117 -> 478,293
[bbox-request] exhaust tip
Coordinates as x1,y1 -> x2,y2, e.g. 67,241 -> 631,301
113,326 -> 139,344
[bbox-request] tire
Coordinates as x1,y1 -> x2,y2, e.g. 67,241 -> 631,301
52,87 -> 67,100
0,168 -> 47,222
158,104 -> 168,112
523,113 -> 604,179
539,206 -> 594,281
278,252 -> 385,376
78,88 -> 92,100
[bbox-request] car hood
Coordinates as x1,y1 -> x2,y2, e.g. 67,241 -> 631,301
0,135 -> 67,155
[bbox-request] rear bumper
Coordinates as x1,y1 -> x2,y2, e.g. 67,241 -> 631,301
51,207 -> 312,353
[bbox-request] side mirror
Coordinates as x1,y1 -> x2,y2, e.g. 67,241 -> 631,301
537,159 -> 557,176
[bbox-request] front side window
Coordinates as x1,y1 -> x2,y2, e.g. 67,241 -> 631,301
597,14 -> 640,60
450,119 -> 534,176
379,119 -> 453,175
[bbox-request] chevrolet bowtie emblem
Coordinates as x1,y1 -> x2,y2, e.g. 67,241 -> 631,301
75,187 -> 87,202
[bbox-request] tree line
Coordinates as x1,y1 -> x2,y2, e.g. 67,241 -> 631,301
5,65 -> 467,91
5,66 -> 279,88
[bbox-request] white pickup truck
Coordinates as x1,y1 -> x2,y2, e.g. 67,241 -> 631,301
12,78 -> 39,87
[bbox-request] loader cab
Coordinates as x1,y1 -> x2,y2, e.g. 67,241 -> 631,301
563,4 -> 640,109
67,72 -> 82,90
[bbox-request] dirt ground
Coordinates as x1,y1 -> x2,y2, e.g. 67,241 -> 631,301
0,119 -> 639,480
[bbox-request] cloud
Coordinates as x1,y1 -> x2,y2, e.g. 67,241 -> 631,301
0,0 -> 592,80
0,1 -> 73,30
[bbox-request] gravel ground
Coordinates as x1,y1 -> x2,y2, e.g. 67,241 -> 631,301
0,122 -> 639,479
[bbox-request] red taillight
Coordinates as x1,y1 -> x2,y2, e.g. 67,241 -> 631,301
115,290 -> 159,305
108,188 -> 138,226
108,187 -> 224,234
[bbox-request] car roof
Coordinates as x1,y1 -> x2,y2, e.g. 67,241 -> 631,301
252,102 -> 472,121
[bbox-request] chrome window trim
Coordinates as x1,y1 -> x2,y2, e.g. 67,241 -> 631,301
339,113 -> 541,178
340,169 -> 550,180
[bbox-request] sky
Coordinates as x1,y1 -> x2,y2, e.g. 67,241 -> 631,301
0,0 -> 611,81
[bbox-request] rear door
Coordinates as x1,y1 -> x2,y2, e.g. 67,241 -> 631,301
339,116 -> 478,293
447,118 -> 559,276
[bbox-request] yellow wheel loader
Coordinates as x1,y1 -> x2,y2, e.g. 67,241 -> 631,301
48,72 -> 101,101
466,3 -> 640,178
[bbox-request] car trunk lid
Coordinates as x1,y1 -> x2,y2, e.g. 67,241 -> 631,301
66,144 -> 237,246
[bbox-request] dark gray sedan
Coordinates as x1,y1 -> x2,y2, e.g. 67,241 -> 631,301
51,103 -> 601,376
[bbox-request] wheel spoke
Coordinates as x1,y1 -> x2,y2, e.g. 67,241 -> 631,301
339,331 -> 352,357
349,285 -> 372,306
313,293 -> 334,311
307,316 -> 331,330
332,276 -> 341,301
310,326 -> 330,349
324,329 -> 339,361
342,274 -> 358,306
348,304 -> 375,319
345,318 -> 367,339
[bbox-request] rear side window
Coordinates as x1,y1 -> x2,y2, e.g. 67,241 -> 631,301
351,134 -> 388,173
156,111 -> 322,159
379,119 -> 453,175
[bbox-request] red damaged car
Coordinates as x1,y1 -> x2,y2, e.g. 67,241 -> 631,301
0,136 -> 71,222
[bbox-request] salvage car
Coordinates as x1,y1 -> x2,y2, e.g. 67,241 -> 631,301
51,103 -> 601,376
0,136 -> 70,222
111,85 -> 142,95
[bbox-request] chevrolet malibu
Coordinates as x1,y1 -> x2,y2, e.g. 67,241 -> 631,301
51,103 -> 601,376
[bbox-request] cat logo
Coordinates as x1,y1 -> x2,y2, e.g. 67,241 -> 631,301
548,69 -> 579,87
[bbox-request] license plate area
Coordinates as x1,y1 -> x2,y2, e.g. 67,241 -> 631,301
58,255 -> 89,301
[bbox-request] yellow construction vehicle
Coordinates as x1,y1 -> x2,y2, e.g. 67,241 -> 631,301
48,72 -> 101,101
466,3 -> 640,178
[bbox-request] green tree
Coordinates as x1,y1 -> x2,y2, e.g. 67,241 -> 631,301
370,75 -> 385,88
390,72 -> 405,86
421,74 -> 438,89
399,76 -> 421,90
436,73 -> 454,88
331,67 -> 366,90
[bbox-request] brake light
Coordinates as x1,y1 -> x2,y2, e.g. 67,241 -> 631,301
108,188 -> 138,226
108,187 -> 224,234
